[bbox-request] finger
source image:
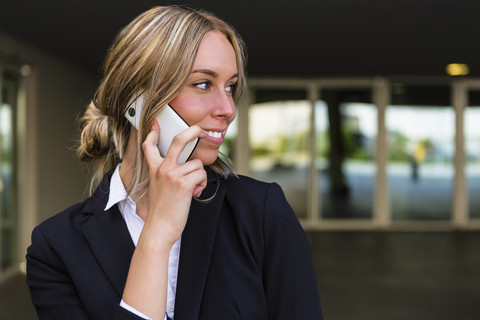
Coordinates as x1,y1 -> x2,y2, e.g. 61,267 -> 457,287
168,159 -> 207,196
190,162 -> 208,197
142,119 -> 163,169
192,176 -> 207,198
163,125 -> 206,166
193,166 -> 208,197
180,162 -> 207,197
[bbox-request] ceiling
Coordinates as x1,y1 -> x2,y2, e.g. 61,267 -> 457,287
1,0 -> 480,78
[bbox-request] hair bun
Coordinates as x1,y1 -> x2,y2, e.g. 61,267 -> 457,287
77,102 -> 112,161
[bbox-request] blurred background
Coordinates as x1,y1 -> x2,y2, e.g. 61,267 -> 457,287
0,0 -> 480,319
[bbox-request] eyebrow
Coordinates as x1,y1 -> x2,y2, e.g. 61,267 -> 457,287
192,69 -> 239,80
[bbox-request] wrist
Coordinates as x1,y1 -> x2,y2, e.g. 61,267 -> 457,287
137,223 -> 178,252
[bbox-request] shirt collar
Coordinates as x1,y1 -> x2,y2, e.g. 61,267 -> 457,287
104,164 -> 128,211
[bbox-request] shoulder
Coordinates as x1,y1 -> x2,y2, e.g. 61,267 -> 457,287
29,173 -> 111,250
26,200 -> 92,277
223,174 -> 284,200
33,201 -> 88,237
222,174 -> 288,212
28,200 -> 93,260
221,174 -> 296,227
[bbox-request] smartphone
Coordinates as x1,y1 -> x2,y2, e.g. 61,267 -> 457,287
124,92 -> 199,164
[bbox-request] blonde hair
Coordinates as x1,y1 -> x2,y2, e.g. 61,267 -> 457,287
76,6 -> 247,196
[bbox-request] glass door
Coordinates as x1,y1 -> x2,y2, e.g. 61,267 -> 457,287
386,84 -> 454,221
466,88 -> 480,220
316,88 -> 376,220
249,89 -> 310,219
0,70 -> 19,273
245,80 -> 379,227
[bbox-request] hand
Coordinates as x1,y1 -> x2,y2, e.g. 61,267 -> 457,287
123,119 -> 207,320
141,119 -> 207,244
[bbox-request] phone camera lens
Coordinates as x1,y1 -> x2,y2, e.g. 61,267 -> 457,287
128,107 -> 136,117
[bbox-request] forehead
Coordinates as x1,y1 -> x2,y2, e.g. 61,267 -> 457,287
192,31 -> 238,74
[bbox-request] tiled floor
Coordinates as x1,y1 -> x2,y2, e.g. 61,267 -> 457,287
1,231 -> 480,319
309,231 -> 480,320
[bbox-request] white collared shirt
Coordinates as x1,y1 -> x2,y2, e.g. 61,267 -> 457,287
105,164 -> 181,320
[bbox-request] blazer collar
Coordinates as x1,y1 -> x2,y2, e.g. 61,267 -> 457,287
81,173 -> 135,297
174,173 -> 227,319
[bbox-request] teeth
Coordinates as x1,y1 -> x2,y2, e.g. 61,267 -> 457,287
206,131 -> 222,139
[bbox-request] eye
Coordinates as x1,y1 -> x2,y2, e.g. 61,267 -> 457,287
226,82 -> 238,95
194,81 -> 211,91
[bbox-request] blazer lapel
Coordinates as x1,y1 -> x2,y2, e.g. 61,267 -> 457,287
81,174 -> 135,297
174,177 -> 227,319
78,171 -> 227,312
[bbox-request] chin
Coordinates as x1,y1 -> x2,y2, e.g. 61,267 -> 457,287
190,149 -> 219,166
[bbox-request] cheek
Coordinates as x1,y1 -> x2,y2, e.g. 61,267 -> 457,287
170,96 -> 203,124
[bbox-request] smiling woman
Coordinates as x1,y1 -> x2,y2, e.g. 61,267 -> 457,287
25,6 -> 323,320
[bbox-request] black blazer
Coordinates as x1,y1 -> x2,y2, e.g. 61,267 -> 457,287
27,171 -> 323,319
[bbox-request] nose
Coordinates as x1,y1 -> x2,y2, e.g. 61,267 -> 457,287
212,90 -> 236,120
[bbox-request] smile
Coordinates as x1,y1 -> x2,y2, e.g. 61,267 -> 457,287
205,131 -> 222,139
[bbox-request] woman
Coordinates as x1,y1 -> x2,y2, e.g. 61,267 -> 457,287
26,6 -> 323,320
